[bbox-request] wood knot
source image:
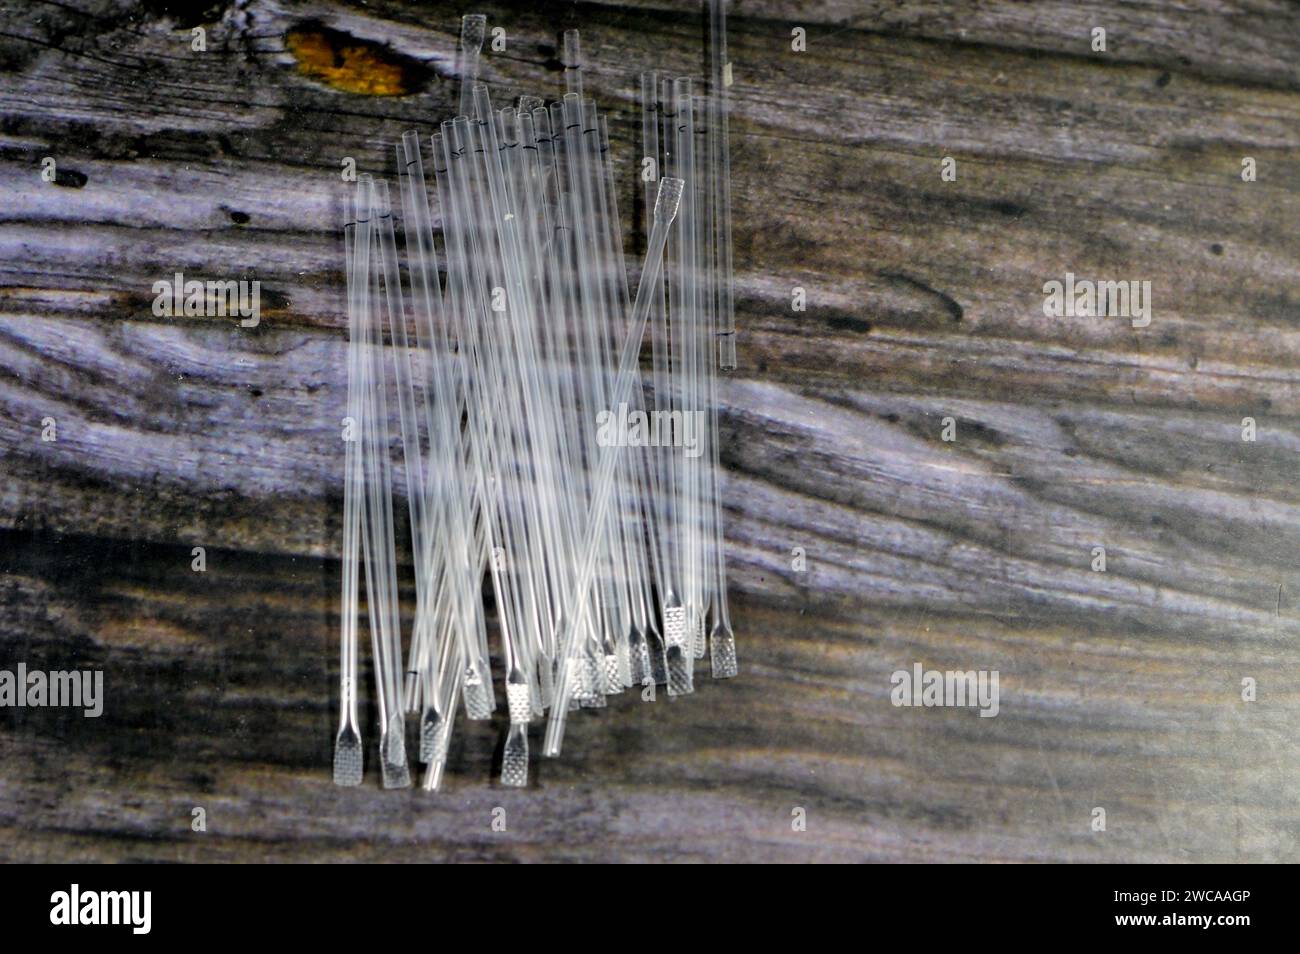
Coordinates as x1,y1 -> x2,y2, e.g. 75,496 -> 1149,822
286,23 -> 429,96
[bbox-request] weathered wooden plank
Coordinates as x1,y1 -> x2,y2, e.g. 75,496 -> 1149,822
2,528 -> 1296,862
1,0 -> 1299,862
591,0 -> 1300,91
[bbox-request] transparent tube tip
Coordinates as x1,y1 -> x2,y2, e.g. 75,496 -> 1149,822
562,29 -> 581,69
333,724 -> 363,786
501,723 -> 529,787
710,624 -> 738,679
655,176 -> 684,222
379,714 -> 412,789
719,333 -> 737,370
461,14 -> 487,50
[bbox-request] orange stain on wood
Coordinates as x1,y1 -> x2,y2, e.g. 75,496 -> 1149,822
286,29 -> 411,96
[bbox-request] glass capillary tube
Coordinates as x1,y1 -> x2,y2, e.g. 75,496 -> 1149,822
699,104 -> 737,677
709,0 -> 737,371
563,30 -> 583,100
689,92 -> 711,662
641,71 -> 672,686
544,175 -> 683,757
683,87 -> 704,667
658,77 -> 692,694
673,78 -> 701,688
659,81 -> 683,541
692,92 -> 717,661
458,15 -> 487,119
705,0 -> 738,666
686,84 -> 706,670
696,91 -> 738,681
333,202 -> 365,786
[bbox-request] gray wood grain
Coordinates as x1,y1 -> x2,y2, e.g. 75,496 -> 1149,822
1,0 -> 1298,862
